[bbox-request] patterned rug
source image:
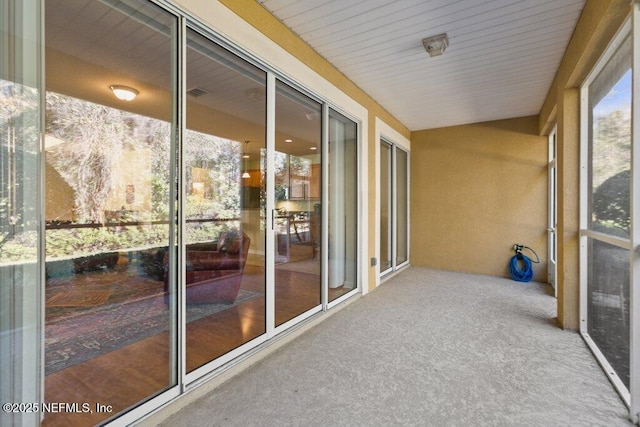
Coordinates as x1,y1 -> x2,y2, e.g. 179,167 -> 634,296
47,290 -> 113,307
45,289 -> 262,375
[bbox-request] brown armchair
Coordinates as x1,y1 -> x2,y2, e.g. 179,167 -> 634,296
162,231 -> 251,304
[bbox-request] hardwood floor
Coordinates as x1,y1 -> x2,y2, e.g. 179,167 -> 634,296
43,259 -> 351,426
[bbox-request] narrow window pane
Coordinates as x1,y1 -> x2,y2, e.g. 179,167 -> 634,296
380,141 -> 392,273
185,29 -> 267,372
396,148 -> 408,265
274,81 -> 321,326
328,109 -> 357,302
44,1 -> 177,424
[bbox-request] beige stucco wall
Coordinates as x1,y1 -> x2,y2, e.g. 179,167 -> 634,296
410,116 -> 548,282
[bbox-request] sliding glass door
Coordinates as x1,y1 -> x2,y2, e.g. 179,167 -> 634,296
380,140 -> 393,274
184,28 -> 267,374
44,1 -> 178,424
328,109 -> 358,303
273,81 -> 322,326
380,139 -> 409,276
3,2 -> 362,423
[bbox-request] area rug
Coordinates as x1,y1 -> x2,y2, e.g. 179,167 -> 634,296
45,288 -> 262,375
46,290 -> 113,307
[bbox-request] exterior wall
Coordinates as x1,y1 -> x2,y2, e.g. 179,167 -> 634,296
410,116 -> 547,282
539,0 -> 630,329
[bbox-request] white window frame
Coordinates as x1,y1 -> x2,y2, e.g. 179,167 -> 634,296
375,118 -> 410,281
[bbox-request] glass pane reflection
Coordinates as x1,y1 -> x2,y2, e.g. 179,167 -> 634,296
185,29 -> 267,372
44,1 -> 177,424
274,81 -> 322,326
328,109 -> 357,302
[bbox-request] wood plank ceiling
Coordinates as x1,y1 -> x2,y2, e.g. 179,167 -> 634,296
258,0 -> 586,131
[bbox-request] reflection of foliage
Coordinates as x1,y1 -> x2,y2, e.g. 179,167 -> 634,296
1,80 -> 41,260
46,93 -> 125,222
593,169 -> 630,234
0,230 -> 38,262
45,92 -> 171,222
151,176 -> 169,220
44,225 -> 169,260
185,130 -> 242,218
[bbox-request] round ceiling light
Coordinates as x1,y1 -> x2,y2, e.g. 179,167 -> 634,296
110,85 -> 139,101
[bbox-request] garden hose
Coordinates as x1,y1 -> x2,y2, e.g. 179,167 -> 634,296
509,244 -> 540,282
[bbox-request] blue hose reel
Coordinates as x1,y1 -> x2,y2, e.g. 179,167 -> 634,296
509,244 -> 540,282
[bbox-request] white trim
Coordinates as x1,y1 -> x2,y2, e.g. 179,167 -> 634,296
375,118 -> 411,282
175,12 -> 187,394
266,72 -> 276,339
107,386 -> 181,427
322,102 -> 330,310
631,0 -> 640,421
581,331 -> 631,406
327,287 -> 359,310
184,334 -> 269,385
548,125 -> 558,295
273,305 -> 324,335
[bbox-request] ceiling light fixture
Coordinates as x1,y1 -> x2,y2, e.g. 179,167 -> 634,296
310,146 -> 317,151
285,139 -> 293,143
422,33 -> 448,57
110,85 -> 139,101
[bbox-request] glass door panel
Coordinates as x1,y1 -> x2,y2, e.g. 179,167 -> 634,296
274,81 -> 321,326
0,1 -> 42,425
185,29 -> 267,372
380,140 -> 392,274
548,127 -> 558,292
328,109 -> 357,302
396,148 -> 408,266
44,1 -> 178,424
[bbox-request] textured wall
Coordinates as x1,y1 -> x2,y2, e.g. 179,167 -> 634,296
410,116 -> 548,282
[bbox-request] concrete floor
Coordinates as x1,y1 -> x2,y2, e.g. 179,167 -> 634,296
156,267 -> 631,426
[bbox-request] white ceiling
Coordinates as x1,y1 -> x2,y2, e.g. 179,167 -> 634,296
258,0 -> 586,131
